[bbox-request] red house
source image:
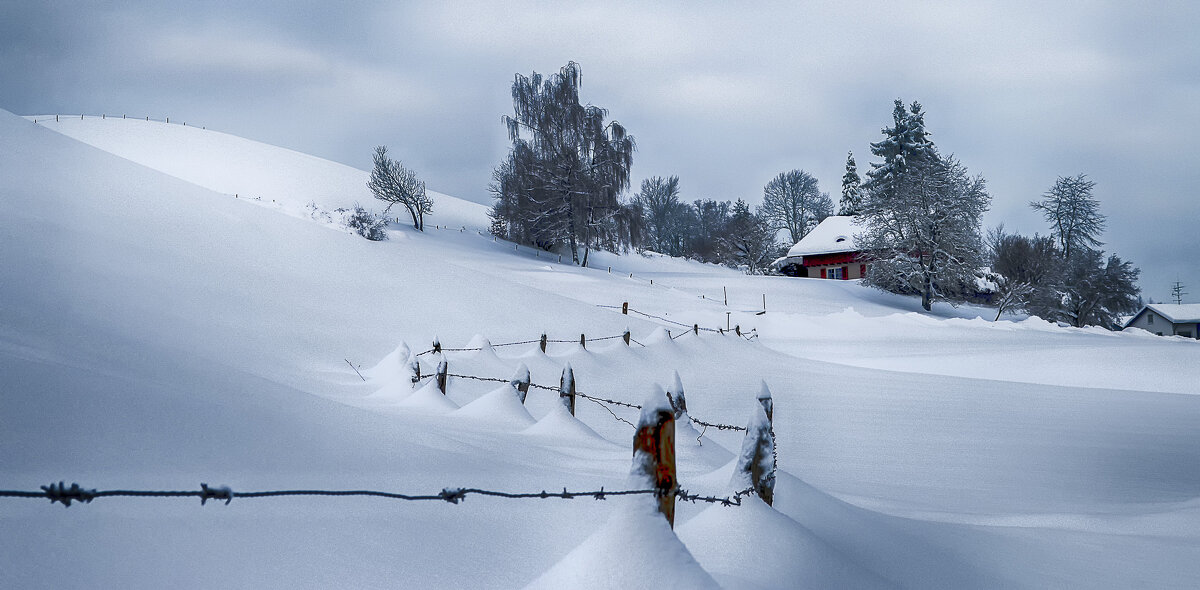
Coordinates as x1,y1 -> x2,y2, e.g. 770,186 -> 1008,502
774,216 -> 867,279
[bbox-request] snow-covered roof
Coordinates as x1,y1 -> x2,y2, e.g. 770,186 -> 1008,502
786,216 -> 861,258
1126,303 -> 1200,327
1153,304 -> 1200,323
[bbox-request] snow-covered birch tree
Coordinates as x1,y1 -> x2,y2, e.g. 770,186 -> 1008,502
488,61 -> 636,266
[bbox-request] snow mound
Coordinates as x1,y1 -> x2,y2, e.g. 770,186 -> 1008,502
678,496 -> 890,589
396,380 -> 459,414
523,404 -> 608,444
452,384 -> 537,429
526,497 -> 720,590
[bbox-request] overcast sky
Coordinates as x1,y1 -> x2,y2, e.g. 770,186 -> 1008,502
4,1 -> 1197,301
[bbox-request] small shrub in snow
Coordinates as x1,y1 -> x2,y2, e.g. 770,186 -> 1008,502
336,205 -> 389,241
304,201 -> 333,224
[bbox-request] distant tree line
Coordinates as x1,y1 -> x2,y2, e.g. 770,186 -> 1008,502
629,177 -> 779,273
477,62 -> 1140,326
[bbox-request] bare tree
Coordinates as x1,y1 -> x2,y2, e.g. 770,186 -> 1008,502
759,169 -> 832,244
367,146 -> 431,231
1030,174 -> 1105,261
990,233 -> 1061,320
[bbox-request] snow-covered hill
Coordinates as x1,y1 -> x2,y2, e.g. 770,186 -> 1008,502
3,110 -> 1199,588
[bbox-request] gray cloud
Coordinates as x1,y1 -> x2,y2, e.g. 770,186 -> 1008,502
3,1 -> 1196,301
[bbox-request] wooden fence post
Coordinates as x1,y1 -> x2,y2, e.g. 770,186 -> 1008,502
559,363 -> 576,415
622,301 -> 628,315
509,364 -> 531,403
735,325 -> 742,337
623,330 -> 631,345
735,382 -> 776,506
435,358 -> 448,394
633,390 -> 677,527
693,323 -> 699,336
432,338 -> 442,354
539,333 -> 547,353
580,333 -> 586,350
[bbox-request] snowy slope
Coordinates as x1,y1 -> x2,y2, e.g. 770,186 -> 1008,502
5,109 -> 1200,588
25,113 -> 487,229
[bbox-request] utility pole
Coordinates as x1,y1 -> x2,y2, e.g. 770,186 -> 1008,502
1171,281 -> 1187,305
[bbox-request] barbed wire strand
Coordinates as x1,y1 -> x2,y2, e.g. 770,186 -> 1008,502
1,482 -> 755,508
413,371 -> 747,432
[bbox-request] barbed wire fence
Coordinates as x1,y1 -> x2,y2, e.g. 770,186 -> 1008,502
30,113 -> 208,129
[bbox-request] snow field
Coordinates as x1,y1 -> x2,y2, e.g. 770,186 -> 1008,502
4,109 -> 1200,588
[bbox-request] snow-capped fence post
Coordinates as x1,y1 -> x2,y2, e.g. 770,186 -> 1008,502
539,333 -> 547,353
633,390 -> 677,527
735,325 -> 742,337
622,301 -> 628,315
757,382 -> 773,422
623,330 -> 631,346
579,334 -> 586,350
692,323 -> 699,336
559,363 -> 576,415
407,352 -> 421,387
435,358 -> 448,394
432,338 -> 442,354
510,364 -> 531,404
734,382 -> 776,506
666,372 -> 687,419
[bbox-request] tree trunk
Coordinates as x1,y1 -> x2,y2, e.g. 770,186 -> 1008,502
408,205 -> 420,231
922,273 -> 934,311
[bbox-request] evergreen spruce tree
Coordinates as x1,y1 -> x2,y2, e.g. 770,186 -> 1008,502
863,100 -> 935,201
838,151 -> 863,216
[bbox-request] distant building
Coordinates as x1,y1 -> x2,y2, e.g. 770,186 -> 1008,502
1123,304 -> 1200,338
774,216 -> 866,280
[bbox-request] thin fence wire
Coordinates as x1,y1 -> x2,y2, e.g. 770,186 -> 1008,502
1,482 -> 757,509
413,371 -> 746,432
413,302 -> 749,358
